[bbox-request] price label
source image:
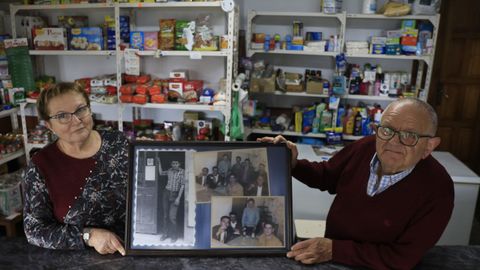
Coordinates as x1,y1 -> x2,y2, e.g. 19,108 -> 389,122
189,52 -> 202,60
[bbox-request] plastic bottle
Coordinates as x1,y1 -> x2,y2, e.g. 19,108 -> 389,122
354,111 -> 363,135
362,0 -> 377,14
264,34 -> 271,52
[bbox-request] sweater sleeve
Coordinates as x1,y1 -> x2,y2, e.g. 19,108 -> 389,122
331,187 -> 454,270
292,140 -> 360,194
23,162 -> 85,250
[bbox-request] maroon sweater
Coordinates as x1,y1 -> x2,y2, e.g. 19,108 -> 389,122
293,136 -> 454,270
32,142 -> 95,222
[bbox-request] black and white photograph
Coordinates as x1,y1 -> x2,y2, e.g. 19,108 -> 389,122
126,141 -> 292,255
130,149 -> 196,249
210,196 -> 285,248
194,148 -> 270,203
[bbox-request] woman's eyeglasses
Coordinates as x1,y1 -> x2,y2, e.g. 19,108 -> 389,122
48,105 -> 91,124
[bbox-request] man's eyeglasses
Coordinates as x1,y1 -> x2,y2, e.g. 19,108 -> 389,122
48,105 -> 91,124
376,125 -> 434,146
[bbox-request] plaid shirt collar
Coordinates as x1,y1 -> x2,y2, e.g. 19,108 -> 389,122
367,154 -> 415,197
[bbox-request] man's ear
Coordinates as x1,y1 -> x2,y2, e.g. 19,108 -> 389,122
422,137 -> 441,159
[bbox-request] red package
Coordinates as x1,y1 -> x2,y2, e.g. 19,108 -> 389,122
401,36 -> 417,46
123,74 -> 138,84
184,80 -> 204,92
75,77 -> 92,88
151,94 -> 166,103
105,85 -> 117,95
120,95 -> 133,103
136,75 -> 151,84
120,84 -> 136,95
133,94 -> 148,104
136,84 -> 149,95
148,85 -> 162,95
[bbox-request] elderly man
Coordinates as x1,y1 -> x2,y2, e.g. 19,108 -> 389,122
259,98 -> 454,269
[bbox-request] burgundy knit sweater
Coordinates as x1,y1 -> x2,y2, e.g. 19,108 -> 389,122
292,136 -> 454,270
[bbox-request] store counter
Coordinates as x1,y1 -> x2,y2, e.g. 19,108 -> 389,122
292,144 -> 480,245
0,237 -> 479,269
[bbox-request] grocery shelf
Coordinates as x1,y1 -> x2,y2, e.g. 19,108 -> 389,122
345,53 -> 431,62
29,50 -> 116,56
342,135 -> 364,141
127,50 -> 229,58
251,91 -> 329,99
340,94 -> 397,101
248,128 -> 326,139
0,150 -> 25,166
248,49 -> 338,57
11,3 -> 114,11
251,11 -> 344,19
122,102 -> 227,113
0,108 -> 19,119
117,1 -> 222,8
346,13 -> 439,25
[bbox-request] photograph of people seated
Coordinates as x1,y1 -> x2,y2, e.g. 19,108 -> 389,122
210,197 -> 285,248
194,148 -> 270,203
131,151 -> 195,248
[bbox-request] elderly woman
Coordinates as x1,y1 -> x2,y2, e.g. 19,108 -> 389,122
23,82 -> 128,255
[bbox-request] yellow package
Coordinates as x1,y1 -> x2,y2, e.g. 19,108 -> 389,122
295,111 -> 303,133
380,1 -> 411,17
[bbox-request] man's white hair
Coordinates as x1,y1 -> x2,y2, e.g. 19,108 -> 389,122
384,98 -> 438,135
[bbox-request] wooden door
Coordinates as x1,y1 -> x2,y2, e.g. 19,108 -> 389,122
135,154 -> 158,234
428,0 -> 480,175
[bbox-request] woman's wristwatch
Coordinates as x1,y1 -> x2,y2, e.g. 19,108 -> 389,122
82,228 -> 91,245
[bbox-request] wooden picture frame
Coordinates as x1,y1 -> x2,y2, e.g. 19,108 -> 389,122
126,141 -> 293,255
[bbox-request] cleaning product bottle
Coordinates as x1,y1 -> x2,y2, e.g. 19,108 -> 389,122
354,110 -> 363,136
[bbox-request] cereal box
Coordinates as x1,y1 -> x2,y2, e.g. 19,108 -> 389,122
144,32 -> 158,51
130,31 -> 144,50
33,28 -> 67,50
69,27 -> 103,50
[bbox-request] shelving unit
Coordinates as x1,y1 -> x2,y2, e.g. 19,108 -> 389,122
245,9 -> 440,141
10,1 -> 237,161
0,108 -> 25,165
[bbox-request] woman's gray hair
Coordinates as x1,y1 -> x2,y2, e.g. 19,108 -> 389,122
385,98 -> 438,135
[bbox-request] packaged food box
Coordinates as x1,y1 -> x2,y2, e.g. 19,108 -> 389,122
0,172 -> 22,216
33,28 -> 67,50
144,32 -> 158,51
69,27 -> 103,50
160,19 -> 175,50
130,31 -> 144,50
175,20 -> 190,51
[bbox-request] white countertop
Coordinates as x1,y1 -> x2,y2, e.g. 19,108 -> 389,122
295,144 -> 480,185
